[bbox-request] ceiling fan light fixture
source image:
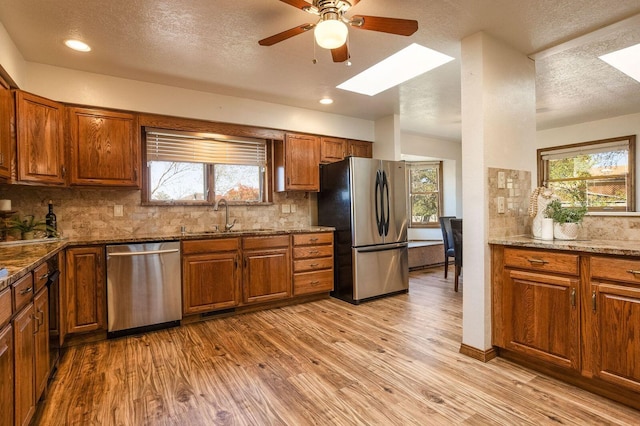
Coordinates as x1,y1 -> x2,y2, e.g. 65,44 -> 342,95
314,19 -> 348,50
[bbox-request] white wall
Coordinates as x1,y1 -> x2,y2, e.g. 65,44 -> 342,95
374,115 -> 401,160
536,112 -> 640,206
23,63 -> 375,141
402,132 -> 462,240
0,22 -> 26,87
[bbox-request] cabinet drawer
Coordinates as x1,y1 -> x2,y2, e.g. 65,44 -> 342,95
243,235 -> 290,250
33,262 -> 50,293
293,257 -> 334,273
13,274 -> 34,312
293,233 -> 333,246
182,238 -> 239,255
293,270 -> 333,295
591,256 -> 640,284
0,287 -> 10,327
504,248 -> 579,276
293,245 -> 333,259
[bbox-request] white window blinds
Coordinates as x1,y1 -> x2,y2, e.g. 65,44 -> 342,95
540,140 -> 629,161
145,128 -> 267,166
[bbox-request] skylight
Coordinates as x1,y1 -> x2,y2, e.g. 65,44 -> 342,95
599,43 -> 640,83
337,43 -> 454,96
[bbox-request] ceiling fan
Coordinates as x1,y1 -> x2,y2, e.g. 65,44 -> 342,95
258,0 -> 418,62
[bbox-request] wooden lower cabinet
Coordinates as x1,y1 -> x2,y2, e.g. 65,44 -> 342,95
33,288 -> 49,401
65,246 -> 106,334
14,302 -> 35,426
182,239 -> 240,314
0,323 -> 13,426
503,269 -> 579,370
492,245 -> 640,410
292,232 -> 334,296
242,236 -> 291,304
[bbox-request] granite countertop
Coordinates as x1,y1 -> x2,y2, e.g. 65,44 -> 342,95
0,226 -> 335,293
489,235 -> 640,257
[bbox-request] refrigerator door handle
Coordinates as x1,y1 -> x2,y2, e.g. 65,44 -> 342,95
374,170 -> 383,236
382,170 -> 390,236
356,242 -> 408,253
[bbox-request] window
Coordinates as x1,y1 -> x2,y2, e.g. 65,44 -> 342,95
143,128 -> 268,205
408,161 -> 443,227
538,135 -> 636,211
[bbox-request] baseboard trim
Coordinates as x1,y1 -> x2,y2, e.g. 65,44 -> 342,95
459,343 -> 498,363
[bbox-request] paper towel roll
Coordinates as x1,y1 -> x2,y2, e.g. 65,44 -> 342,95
541,218 -> 554,240
0,200 -> 11,211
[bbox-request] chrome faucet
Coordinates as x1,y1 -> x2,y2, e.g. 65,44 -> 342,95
213,198 -> 237,232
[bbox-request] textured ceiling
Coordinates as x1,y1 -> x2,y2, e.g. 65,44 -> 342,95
1,0 -> 640,141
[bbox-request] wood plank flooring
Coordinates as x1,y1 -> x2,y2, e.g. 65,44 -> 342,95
38,268 -> 640,425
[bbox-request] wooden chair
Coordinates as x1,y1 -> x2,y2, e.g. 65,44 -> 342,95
438,216 -> 455,278
450,218 -> 463,292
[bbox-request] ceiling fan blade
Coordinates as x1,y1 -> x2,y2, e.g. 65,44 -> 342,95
350,0 -> 361,6
331,44 -> 350,62
259,24 -> 314,46
279,0 -> 313,11
350,15 -> 418,36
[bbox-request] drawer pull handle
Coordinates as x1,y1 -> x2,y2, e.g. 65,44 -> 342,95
20,286 -> 33,295
310,280 -> 320,285
39,272 -> 49,280
309,238 -> 318,242
309,263 -> 319,267
570,288 -> 576,308
527,258 -> 548,265
592,291 -> 597,312
309,251 -> 320,255
626,269 -> 640,276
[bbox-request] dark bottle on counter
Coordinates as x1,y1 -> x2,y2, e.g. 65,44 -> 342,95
46,200 -> 57,237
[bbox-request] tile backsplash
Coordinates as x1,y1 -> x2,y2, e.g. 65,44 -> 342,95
488,168 -> 531,238
0,185 -> 313,240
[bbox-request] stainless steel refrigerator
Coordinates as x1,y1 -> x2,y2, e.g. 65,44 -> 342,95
318,157 -> 408,304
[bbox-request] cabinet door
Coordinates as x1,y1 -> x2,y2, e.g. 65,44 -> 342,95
183,252 -> 240,314
15,91 -> 65,185
14,303 -> 35,426
504,269 -> 579,370
33,288 -> 49,402
0,76 -> 11,179
243,248 -> 290,304
348,140 -> 373,158
592,283 -> 640,392
65,247 -> 106,334
285,133 -> 320,191
320,137 -> 346,164
0,324 -> 13,426
68,107 -> 140,187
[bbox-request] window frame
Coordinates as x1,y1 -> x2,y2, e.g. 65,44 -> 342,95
407,161 -> 444,228
537,135 -> 636,212
141,128 -> 272,206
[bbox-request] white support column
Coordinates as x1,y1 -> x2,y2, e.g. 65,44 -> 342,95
374,114 -> 401,161
460,32 -> 536,352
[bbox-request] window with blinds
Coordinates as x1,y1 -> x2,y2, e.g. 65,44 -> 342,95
143,127 -> 268,204
538,135 -> 636,211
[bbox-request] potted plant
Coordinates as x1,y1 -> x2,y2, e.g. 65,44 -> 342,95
544,199 -> 587,240
8,214 -> 49,240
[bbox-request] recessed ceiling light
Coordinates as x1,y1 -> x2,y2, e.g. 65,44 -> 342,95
319,98 -> 334,105
337,43 -> 454,96
599,43 -> 640,83
64,39 -> 91,52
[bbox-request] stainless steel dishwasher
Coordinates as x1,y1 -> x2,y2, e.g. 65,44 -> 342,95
106,241 -> 181,336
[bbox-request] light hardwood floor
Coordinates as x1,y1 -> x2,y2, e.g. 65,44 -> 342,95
38,268 -> 640,425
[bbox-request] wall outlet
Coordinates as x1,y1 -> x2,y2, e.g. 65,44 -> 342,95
281,204 -> 291,214
497,197 -> 505,214
290,204 -> 297,213
497,171 -> 506,189
114,204 -> 124,217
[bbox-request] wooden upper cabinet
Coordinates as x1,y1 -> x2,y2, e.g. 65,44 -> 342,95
68,107 -> 140,187
320,137 -> 346,164
15,91 -> 66,185
348,140 -> 373,158
274,133 -> 320,192
0,75 -> 12,180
